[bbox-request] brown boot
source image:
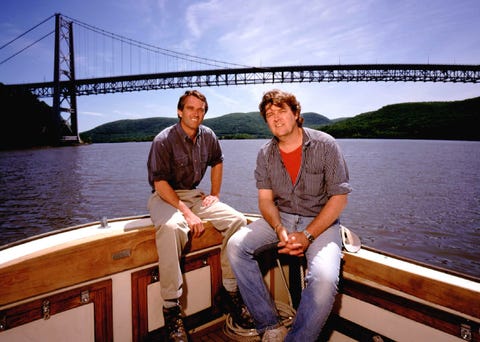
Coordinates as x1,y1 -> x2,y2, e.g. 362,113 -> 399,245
163,305 -> 189,342
216,287 -> 255,329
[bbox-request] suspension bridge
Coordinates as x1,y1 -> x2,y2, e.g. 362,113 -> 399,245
1,13 -> 479,144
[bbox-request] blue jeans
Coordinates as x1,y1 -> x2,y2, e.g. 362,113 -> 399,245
227,212 -> 342,341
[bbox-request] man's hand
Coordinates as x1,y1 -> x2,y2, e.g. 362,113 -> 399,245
277,231 -> 309,257
184,211 -> 205,238
201,194 -> 219,208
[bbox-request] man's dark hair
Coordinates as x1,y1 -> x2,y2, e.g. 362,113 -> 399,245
259,89 -> 304,127
177,90 -> 209,114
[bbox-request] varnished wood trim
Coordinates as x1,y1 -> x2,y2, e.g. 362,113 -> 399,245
0,279 -> 113,342
322,314 -> 395,342
183,249 -> 223,317
340,278 -> 480,341
341,250 -> 480,319
0,222 -> 223,306
131,248 -> 222,342
131,267 -> 153,342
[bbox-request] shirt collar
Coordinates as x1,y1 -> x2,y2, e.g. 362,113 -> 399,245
302,127 -> 312,146
272,127 -> 311,147
175,122 -> 202,142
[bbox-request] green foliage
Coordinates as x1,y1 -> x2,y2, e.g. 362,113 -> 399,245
321,97 -> 480,140
80,111 -> 333,142
204,112 -> 271,139
80,117 -> 177,143
81,97 -> 479,143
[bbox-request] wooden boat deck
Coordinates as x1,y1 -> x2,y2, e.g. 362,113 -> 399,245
143,317 -> 258,341
190,320 -> 244,341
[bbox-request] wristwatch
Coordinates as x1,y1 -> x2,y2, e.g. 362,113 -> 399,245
303,230 -> 315,243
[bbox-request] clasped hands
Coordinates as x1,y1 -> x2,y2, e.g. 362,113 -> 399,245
276,227 -> 309,257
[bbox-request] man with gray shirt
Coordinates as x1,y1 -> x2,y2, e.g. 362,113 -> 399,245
227,89 -> 352,341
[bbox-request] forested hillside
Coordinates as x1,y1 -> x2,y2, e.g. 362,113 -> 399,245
80,97 -> 479,143
80,112 -> 332,142
320,97 -> 480,140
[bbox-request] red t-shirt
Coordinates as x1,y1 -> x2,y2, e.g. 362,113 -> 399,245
279,145 -> 302,184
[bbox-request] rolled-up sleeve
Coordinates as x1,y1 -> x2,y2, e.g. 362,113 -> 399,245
147,138 -> 172,187
207,134 -> 224,167
324,140 -> 352,196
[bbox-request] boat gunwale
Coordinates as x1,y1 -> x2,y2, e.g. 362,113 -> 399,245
1,213 -> 478,283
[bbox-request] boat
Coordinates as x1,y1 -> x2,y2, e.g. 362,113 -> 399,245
0,214 -> 478,341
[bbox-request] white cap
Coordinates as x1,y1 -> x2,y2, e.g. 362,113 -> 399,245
341,225 -> 361,253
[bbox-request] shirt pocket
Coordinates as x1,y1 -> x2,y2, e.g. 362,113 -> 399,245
302,172 -> 324,196
174,155 -> 189,168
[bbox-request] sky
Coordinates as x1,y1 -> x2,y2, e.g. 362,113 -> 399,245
1,0 -> 479,132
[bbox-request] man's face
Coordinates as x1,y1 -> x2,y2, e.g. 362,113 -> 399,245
178,95 -> 206,133
265,103 -> 298,138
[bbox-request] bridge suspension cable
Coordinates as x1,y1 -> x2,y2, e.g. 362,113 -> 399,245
0,31 -> 54,66
62,14 -> 250,70
1,13 -> 251,77
0,14 -> 55,65
0,14 -> 55,50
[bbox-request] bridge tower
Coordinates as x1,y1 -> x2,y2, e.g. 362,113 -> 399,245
52,13 -> 79,144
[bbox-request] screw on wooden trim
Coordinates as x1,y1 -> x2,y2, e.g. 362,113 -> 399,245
0,314 -> 6,330
42,300 -> 50,320
151,268 -> 159,282
81,290 -> 90,304
460,323 -> 472,341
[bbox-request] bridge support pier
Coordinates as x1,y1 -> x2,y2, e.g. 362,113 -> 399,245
52,13 -> 80,145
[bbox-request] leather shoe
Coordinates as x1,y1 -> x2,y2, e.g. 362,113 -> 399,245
215,287 -> 255,329
163,305 -> 189,341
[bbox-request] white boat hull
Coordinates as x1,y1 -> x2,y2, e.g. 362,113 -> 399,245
0,215 -> 478,341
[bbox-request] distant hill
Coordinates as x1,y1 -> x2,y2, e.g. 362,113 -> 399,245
80,117 -> 178,143
80,97 -> 480,143
203,111 -> 331,139
320,97 -> 480,141
203,112 -> 270,139
80,112 -> 332,143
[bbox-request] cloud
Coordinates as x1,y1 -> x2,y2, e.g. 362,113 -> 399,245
81,110 -> 104,117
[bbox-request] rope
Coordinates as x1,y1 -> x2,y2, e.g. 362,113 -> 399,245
222,258 -> 302,339
300,260 -> 306,290
222,301 -> 296,341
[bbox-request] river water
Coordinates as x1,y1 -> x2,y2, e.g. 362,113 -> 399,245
0,139 -> 479,278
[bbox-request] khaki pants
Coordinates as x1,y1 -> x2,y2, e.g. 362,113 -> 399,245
147,189 -> 247,300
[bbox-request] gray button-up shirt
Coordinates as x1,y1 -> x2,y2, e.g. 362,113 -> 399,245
255,127 -> 352,217
147,123 -> 223,191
